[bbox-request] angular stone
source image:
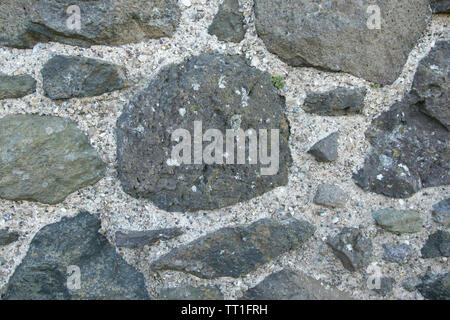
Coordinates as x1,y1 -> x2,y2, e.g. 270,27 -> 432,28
432,198 -> 450,227
416,271 -> 450,300
0,73 -> 36,100
372,208 -> 422,234
327,227 -> 372,272
117,53 -> 292,212
0,229 -> 20,246
115,228 -> 183,249
0,115 -> 105,204
1,212 -> 151,300
313,184 -> 348,208
411,40 -> 449,130
42,55 -> 126,100
430,0 -> 450,13
150,218 -> 315,279
302,88 -> 366,116
208,0 -> 245,43
254,0 -> 431,84
308,132 -> 339,162
241,269 -> 352,300
159,285 -> 224,300
372,277 -> 395,296
421,231 -> 450,258
382,243 -> 415,264
0,0 -> 180,48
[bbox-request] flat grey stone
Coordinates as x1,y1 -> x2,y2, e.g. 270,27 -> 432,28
313,184 -> 348,208
432,198 -> 450,227
0,73 -> 36,100
382,243 -> 415,264
416,271 -> 450,300
0,229 -> 20,246
308,132 -> 339,162
302,88 -> 366,116
208,0 -> 245,43
115,228 -> 183,249
372,208 -> 423,234
421,230 -> 450,258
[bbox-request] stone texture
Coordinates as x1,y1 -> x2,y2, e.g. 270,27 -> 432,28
372,277 -> 395,296
382,243 -> 415,264
1,212 -> 151,300
302,88 -> 367,116
432,198 -> 450,227
150,217 -> 315,279
430,0 -> 450,13
241,269 -> 352,300
117,53 -> 292,212
421,231 -> 450,258
208,0 -> 245,43
0,73 -> 36,100
372,209 -> 423,234
254,0 -> 431,84
159,285 -> 224,300
0,0 -> 180,48
416,271 -> 450,300
0,115 -> 105,204
115,228 -> 183,249
308,132 -> 339,162
0,229 -> 20,246
42,55 -> 127,100
313,184 -> 348,208
327,227 -> 373,272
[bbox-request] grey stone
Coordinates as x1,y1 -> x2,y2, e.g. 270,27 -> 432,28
430,0 -> 450,13
308,132 -> 339,162
411,40 -> 449,130
372,209 -> 422,234
42,55 -> 126,100
327,227 -> 373,272
0,0 -> 180,48
241,269 -> 352,300
382,243 -> 415,264
302,88 -> 367,116
421,231 -> 450,258
159,285 -> 224,300
432,198 -> 450,227
254,0 -> 431,84
1,212 -> 151,300
150,217 -> 315,279
416,271 -> 450,300
115,228 -> 183,249
372,277 -> 395,296
0,229 -> 20,246
208,0 -> 245,43
313,184 -> 348,208
0,115 -> 105,204
0,73 -> 36,100
401,276 -> 421,292
117,53 -> 292,212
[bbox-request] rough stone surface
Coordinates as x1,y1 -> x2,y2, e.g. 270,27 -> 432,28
308,132 -> 339,162
208,0 -> 245,43
372,209 -> 423,234
411,40 -> 449,130
302,88 -> 367,116
432,198 -> 450,227
313,184 -> 348,208
159,285 -> 224,300
254,0 -> 431,84
430,0 -> 450,13
372,277 -> 395,296
0,115 -> 105,204
42,55 -> 127,100
150,218 -> 315,279
1,212 -> 151,300
416,271 -> 450,300
117,53 -> 292,212
241,269 -> 352,300
115,228 -> 183,249
0,229 -> 20,246
382,243 -> 415,264
0,0 -> 180,48
327,227 -> 372,272
0,73 -> 36,100
421,230 -> 450,258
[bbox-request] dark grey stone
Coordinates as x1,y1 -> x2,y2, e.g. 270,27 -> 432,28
432,198 -> 450,227
159,285 -> 224,300
372,277 -> 395,296
416,271 -> 450,300
430,0 -> 450,13
42,55 -> 126,100
208,0 -> 245,43
382,243 -> 415,264
302,88 -> 367,116
421,230 -> 450,258
150,217 -> 315,279
0,229 -> 20,246
1,212 -> 151,300
372,209 -> 423,234
0,73 -> 36,100
117,53 -> 292,212
313,184 -> 348,208
308,132 -> 339,162
115,228 -> 183,249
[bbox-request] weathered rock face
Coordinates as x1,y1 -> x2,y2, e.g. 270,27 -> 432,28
2,212 -> 150,300
372,209 -> 423,234
302,88 -> 366,116
411,40 -> 449,130
150,218 -> 315,279
313,184 -> 348,208
0,115 -> 105,204
430,0 -> 450,13
0,0 -> 180,48
432,198 -> 450,227
159,285 -> 224,300
382,243 -> 415,264
115,228 -> 183,249
42,55 -> 126,100
208,0 -> 245,43
241,269 -> 352,300
0,229 -> 20,246
117,53 -> 292,212
308,132 -> 339,162
416,271 -> 450,300
254,0 -> 431,84
0,73 -> 36,100
421,231 -> 450,258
